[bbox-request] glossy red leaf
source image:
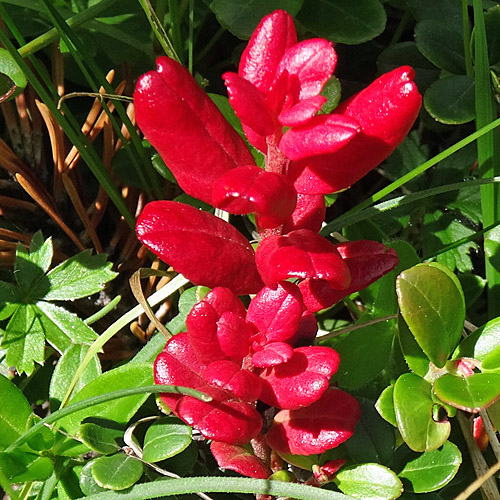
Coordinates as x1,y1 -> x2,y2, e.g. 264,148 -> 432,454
278,95 -> 327,127
251,342 -> 294,368
255,229 -> 350,288
212,165 -> 297,229
136,201 -> 263,294
211,441 -> 271,479
289,66 -> 421,194
258,346 -> 340,409
204,287 -> 247,318
246,282 -> 304,344
282,193 -> 325,234
134,57 -> 254,204
266,388 -> 361,455
287,310 -> 318,346
239,10 -> 297,95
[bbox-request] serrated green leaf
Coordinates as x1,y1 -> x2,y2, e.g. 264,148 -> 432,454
77,423 -> 121,455
399,441 -> 462,493
14,232 -> 53,296
433,373 -> 500,412
0,47 -> 27,100
58,363 -> 154,434
396,263 -> 465,368
49,343 -> 102,410
91,453 -> 143,490
0,281 -> 20,320
3,304 -> 45,375
39,250 -> 116,301
142,417 -> 192,463
415,20 -> 465,74
345,398 -> 395,465
298,0 -> 386,44
394,374 -> 450,452
424,76 -> 475,125
335,463 -> 403,500
0,451 -> 53,483
0,374 -> 32,450
375,385 -> 397,427
36,301 -> 98,347
210,0 -> 303,39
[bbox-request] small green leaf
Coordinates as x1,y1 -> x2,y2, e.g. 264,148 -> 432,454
414,20 -> 465,74
0,451 -> 53,483
398,314 -> 430,377
79,460 -> 107,496
396,263 -> 465,368
455,316 -> 500,361
0,282 -> 20,320
26,414 -> 55,452
335,463 -> 403,500
142,417 -> 192,463
49,343 -> 102,410
320,76 -> 341,114
433,373 -> 500,412
0,47 -> 27,100
91,453 -> 143,490
0,374 -> 32,450
77,423 -> 121,455
38,250 -> 117,301
399,441 -> 462,493
481,344 -> 500,371
210,0 -> 303,39
424,76 -> 475,125
276,452 -> 318,471
394,374 -> 450,452
375,385 -> 397,428
298,0 -> 386,44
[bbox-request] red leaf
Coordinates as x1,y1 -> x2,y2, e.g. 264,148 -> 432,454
212,165 -> 297,230
251,342 -> 294,368
287,310 -> 318,346
211,441 -> 271,479
255,229 -> 350,288
246,282 -> 304,344
265,388 -> 361,455
136,201 -> 263,294
278,95 -> 327,127
258,346 -> 340,409
282,193 -> 325,234
134,57 -> 254,204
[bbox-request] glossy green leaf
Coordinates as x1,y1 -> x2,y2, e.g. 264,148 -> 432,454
375,385 -> 397,427
320,76 -> 341,114
91,453 -> 143,490
335,463 -> 403,500
58,363 -> 154,434
405,0 -> 461,22
0,48 -> 26,101
394,374 -> 450,452
398,314 -> 430,377
414,20 -> 465,74
142,417 -> 192,463
455,316 -> 500,361
424,76 -> 475,125
210,0 -> 303,39
35,250 -> 117,301
276,452 -> 318,471
298,0 -> 386,44
345,398 -> 395,465
0,374 -> 32,450
485,5 -> 500,65
77,423 -> 121,455
396,263 -> 465,368
481,344 -> 500,371
79,460 -> 108,496
0,451 -> 53,483
49,343 -> 102,410
433,373 -> 500,412
398,441 -> 462,493
26,414 -> 55,452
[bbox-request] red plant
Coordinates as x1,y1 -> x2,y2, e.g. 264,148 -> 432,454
134,8 -> 421,481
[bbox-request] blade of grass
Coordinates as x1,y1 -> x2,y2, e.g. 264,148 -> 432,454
473,0 -> 500,317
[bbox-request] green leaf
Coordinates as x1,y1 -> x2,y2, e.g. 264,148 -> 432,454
433,373 -> 500,412
49,343 -> 102,410
209,0 -> 303,39
485,5 -> 500,66
14,232 -> 52,296
455,316 -> 500,361
0,451 -> 53,483
298,0 -> 386,44
394,374 -> 450,452
398,314 -> 430,377
481,344 -> 500,371
414,20 -> 465,74
58,363 -> 154,434
345,398 -> 395,465
320,76 -> 341,114
77,423 -> 121,455
0,282 -> 20,320
166,286 -> 206,335
26,414 -> 55,452
0,374 -> 32,450
3,304 -> 45,375
405,0 -> 461,22
396,263 -> 465,368
375,385 -> 397,427
424,76 -> 475,125
398,441 -> 462,493
79,460 -> 107,496
39,250 -> 117,301
142,417 -> 192,463
91,453 -> 143,490
335,463 -> 403,500
0,47 -> 27,100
